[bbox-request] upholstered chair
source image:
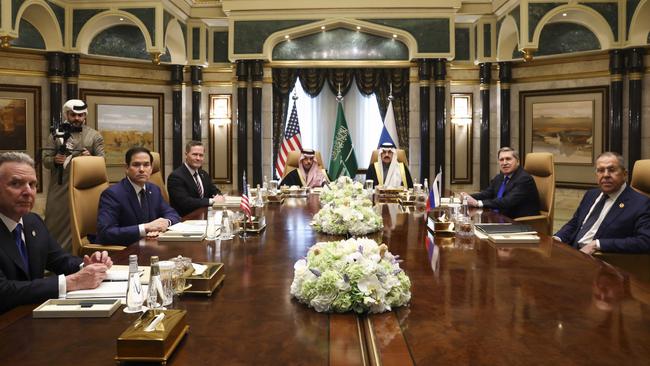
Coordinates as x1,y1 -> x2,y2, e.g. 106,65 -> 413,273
630,159 -> 650,198
514,152 -> 555,235
149,151 -> 169,203
282,150 -> 327,179
69,156 -> 125,256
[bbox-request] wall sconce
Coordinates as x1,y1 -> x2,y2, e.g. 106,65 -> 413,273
451,94 -> 472,125
209,94 -> 232,127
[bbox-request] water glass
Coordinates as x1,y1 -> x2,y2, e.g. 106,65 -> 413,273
269,180 -> 279,194
413,183 -> 422,196
206,209 -> 217,240
455,216 -> 474,239
158,261 -> 175,306
170,259 -> 187,295
364,179 -> 374,191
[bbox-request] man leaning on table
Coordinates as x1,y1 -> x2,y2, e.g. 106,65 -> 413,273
554,152 -> 650,255
0,152 -> 112,313
460,147 -> 540,219
96,146 -> 180,245
167,140 -> 225,216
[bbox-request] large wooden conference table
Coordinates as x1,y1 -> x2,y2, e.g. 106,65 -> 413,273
1,196 -> 649,365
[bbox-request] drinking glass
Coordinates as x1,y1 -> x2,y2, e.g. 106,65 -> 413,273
158,261 -> 175,306
364,179 -> 374,191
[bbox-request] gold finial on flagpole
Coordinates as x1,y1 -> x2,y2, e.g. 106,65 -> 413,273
336,83 -> 343,102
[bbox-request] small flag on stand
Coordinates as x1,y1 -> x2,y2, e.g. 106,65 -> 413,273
426,168 -> 442,212
240,172 -> 252,223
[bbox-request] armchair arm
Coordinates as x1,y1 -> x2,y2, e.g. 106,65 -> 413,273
514,214 -> 547,222
79,240 -> 126,257
514,214 -> 550,235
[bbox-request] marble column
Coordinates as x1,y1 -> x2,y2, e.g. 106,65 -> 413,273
479,62 -> 491,189
498,62 -> 512,148
251,60 -> 263,186
64,54 -> 80,100
191,66 -> 203,141
46,52 -> 64,129
608,50 -> 624,153
627,48 -> 645,174
171,65 -> 184,169
418,59 -> 432,184
236,61 -> 249,190
433,59 -> 446,191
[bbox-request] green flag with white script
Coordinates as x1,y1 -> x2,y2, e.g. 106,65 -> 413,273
328,102 -> 358,179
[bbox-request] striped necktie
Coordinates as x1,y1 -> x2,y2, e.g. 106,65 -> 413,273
194,172 -> 204,198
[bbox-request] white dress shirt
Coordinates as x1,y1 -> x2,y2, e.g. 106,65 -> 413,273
576,183 -> 627,249
184,163 -> 213,205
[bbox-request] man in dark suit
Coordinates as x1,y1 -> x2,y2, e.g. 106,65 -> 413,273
96,147 -> 180,245
167,141 -> 223,216
461,147 -> 540,219
0,152 -> 111,313
554,152 -> 650,254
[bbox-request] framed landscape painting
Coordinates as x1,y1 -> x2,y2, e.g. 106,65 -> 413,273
520,86 -> 608,188
0,84 -> 42,190
80,89 -> 163,182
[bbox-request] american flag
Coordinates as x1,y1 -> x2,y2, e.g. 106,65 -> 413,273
275,101 -> 302,178
240,172 -> 252,222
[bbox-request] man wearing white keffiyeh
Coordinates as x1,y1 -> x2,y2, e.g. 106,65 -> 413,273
366,142 -> 413,189
280,149 -> 329,188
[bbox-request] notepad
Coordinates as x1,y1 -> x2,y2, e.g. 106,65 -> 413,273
475,223 -> 536,235
67,281 -> 130,299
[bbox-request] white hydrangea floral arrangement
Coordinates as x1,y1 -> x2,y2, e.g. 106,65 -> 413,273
311,198 -> 383,235
290,238 -> 411,313
320,176 -> 367,205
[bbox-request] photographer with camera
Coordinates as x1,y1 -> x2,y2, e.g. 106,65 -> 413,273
43,99 -> 104,253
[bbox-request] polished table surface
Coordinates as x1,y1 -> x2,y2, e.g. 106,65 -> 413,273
1,196 -> 649,365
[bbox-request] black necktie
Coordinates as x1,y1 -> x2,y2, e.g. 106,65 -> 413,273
575,194 -> 608,245
139,189 -> 150,222
193,172 -> 204,197
13,223 -> 30,272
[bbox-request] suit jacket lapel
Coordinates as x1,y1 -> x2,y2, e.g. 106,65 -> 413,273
183,166 -> 202,197
0,220 -> 30,278
123,179 -> 146,223
596,187 -> 630,237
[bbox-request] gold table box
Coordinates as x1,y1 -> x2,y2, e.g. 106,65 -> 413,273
116,309 -> 189,364
184,262 -> 226,296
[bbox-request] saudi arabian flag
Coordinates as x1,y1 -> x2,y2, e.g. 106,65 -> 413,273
328,102 -> 358,179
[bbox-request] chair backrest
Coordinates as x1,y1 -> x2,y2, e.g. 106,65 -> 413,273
631,159 -> 650,198
369,149 -> 409,166
524,152 -> 555,228
69,156 -> 109,256
283,150 -> 325,178
149,151 -> 169,202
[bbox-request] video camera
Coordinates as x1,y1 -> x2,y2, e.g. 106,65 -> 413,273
50,122 -> 82,185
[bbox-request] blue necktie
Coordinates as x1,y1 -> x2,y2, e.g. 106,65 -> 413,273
497,176 -> 510,199
140,189 -> 150,223
13,223 -> 30,272
574,194 -> 608,246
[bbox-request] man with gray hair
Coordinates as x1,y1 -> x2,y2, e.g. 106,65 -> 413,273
0,152 -> 112,313
43,99 -> 104,252
554,152 -> 650,254
461,147 -> 540,219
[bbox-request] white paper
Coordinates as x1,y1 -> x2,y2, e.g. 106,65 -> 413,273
191,263 -> 208,276
67,281 -> 129,299
168,220 -> 207,234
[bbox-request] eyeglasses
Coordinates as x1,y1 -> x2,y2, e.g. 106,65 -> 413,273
595,167 -> 622,175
